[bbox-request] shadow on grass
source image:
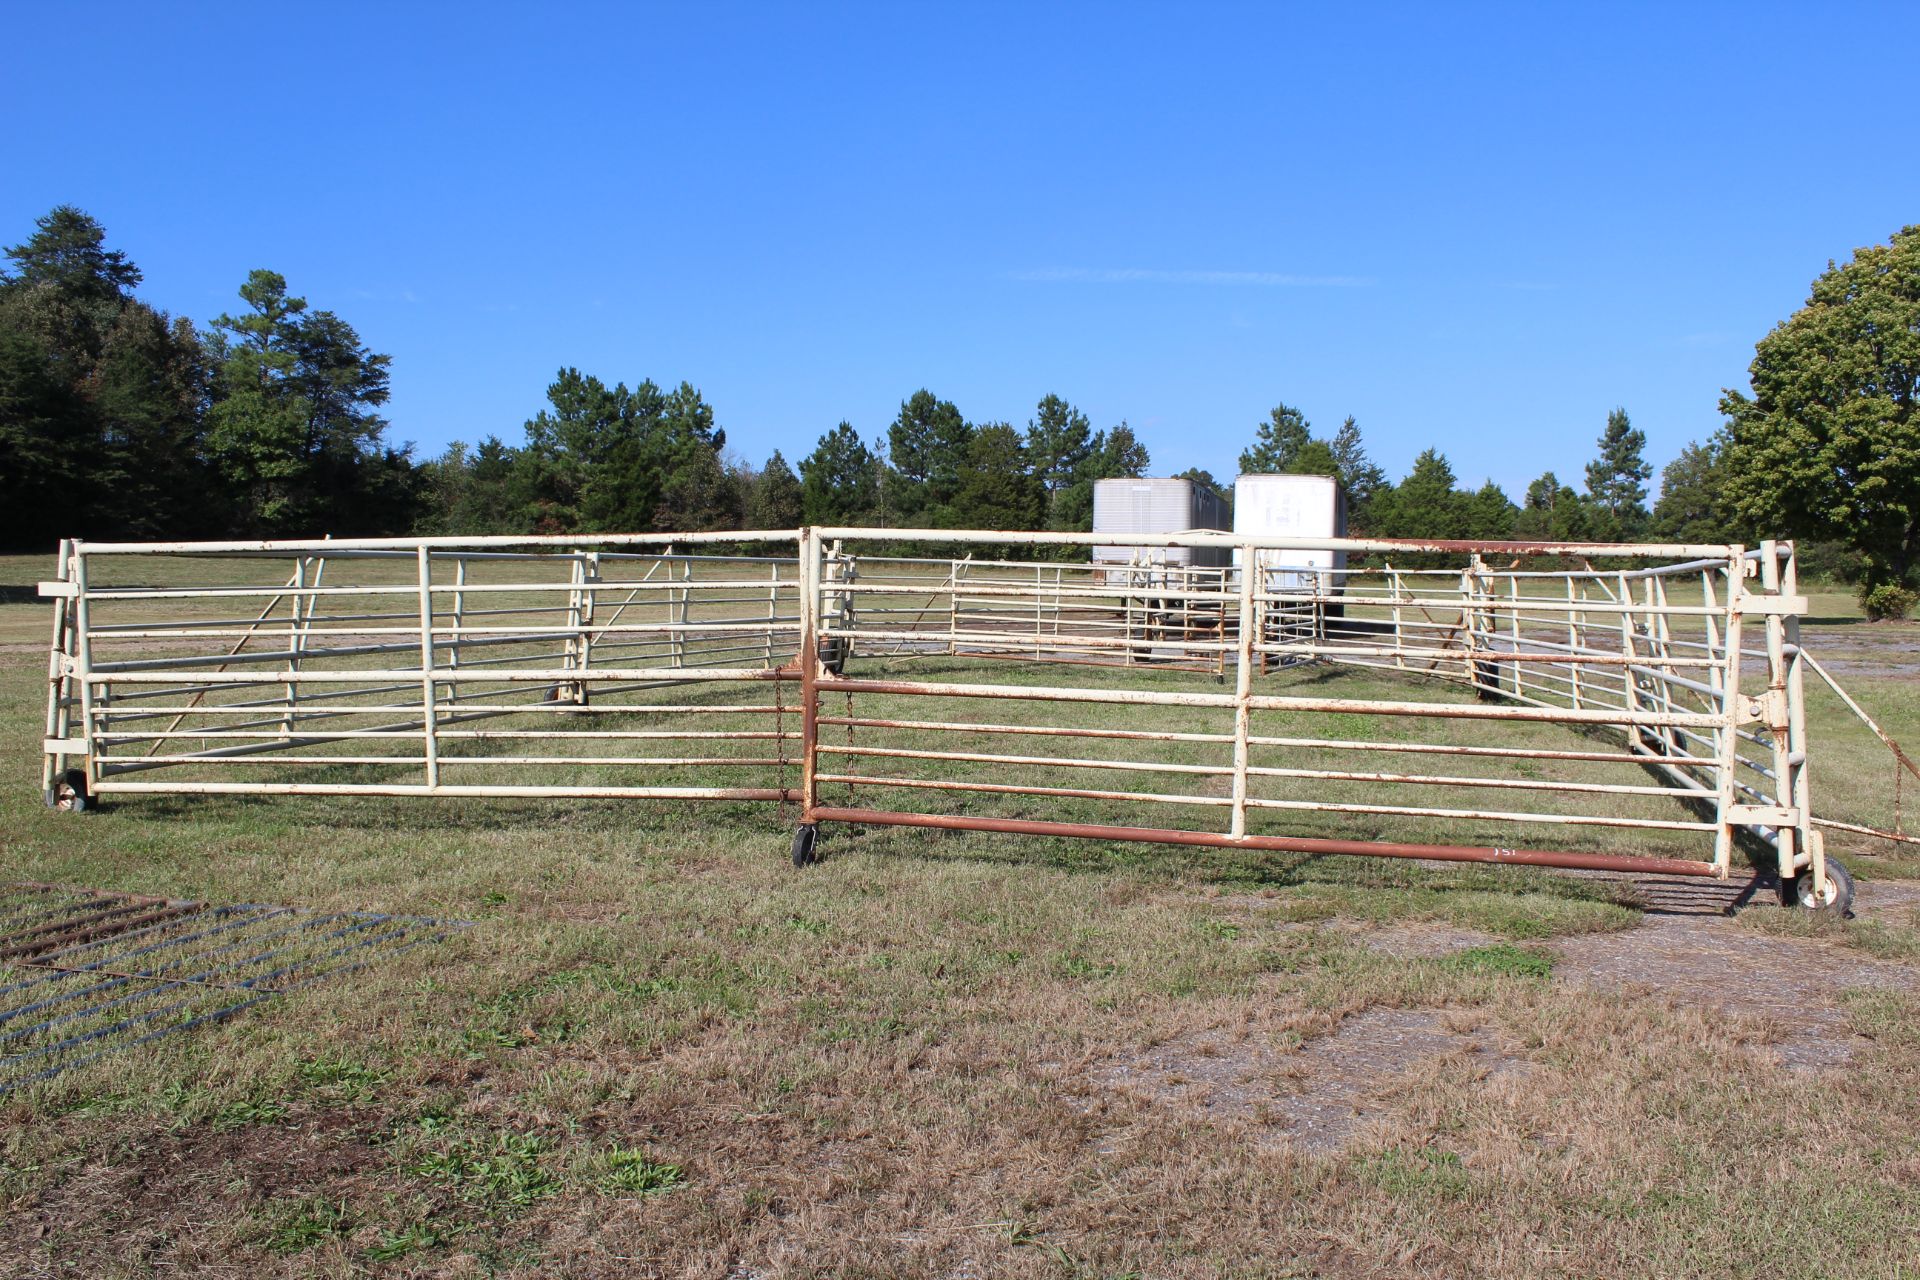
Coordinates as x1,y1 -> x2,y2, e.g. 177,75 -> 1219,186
815,816 -> 1657,911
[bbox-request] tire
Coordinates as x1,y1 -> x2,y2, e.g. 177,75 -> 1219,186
790,824 -> 819,868
1788,857 -> 1855,919
47,769 -> 89,813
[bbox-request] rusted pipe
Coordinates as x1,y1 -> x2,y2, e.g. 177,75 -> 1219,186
809,807 -> 1720,877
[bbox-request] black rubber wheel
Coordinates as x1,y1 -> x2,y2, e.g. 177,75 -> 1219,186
790,824 -> 819,868
46,769 -> 89,813
1788,857 -> 1855,919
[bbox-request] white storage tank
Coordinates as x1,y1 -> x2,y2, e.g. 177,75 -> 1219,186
1232,474 -> 1348,594
1092,478 -> 1231,570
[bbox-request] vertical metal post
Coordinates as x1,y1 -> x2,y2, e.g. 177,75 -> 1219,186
1506,572 -> 1522,697
674,556 -> 691,668
1643,574 -> 1665,753
416,546 -> 440,789
1616,570 -> 1639,742
41,538 -> 74,793
71,544 -> 98,791
1390,564 -> 1405,672
450,556 -> 467,675
1711,552 -> 1744,877
563,551 -> 585,696
1779,541 -> 1821,894
1758,540 -> 1809,890
799,529 -> 822,820
1460,556 -> 1483,690
764,561 -> 780,666
1566,574 -> 1583,711
1032,562 -> 1044,655
950,557 -> 965,657
580,550 -> 600,684
279,556 -> 306,742
1230,544 -> 1256,839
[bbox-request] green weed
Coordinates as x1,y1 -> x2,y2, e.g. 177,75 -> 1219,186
365,1221 -> 451,1261
262,1197 -> 351,1255
594,1147 -> 687,1197
1444,943 -> 1554,979
213,1097 -> 288,1130
410,1131 -> 558,1207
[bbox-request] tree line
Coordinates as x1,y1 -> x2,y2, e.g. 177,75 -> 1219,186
4,206 -> 1915,596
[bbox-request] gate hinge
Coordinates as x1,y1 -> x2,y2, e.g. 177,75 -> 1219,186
43,738 -> 87,754
1735,690 -> 1789,726
38,580 -> 78,598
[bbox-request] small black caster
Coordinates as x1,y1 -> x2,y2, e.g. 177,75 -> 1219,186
791,824 -> 819,868
45,769 -> 90,813
1785,858 -> 1854,918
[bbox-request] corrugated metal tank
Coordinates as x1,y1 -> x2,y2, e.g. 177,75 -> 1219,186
1231,474 -> 1348,590
1092,478 -> 1231,567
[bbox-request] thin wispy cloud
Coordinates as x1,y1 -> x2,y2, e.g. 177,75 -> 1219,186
1010,267 -> 1374,287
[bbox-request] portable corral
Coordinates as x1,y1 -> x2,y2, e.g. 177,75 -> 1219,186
36,527 -> 1859,916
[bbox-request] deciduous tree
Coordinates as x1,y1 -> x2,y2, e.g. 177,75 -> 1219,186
1722,225 -> 1920,585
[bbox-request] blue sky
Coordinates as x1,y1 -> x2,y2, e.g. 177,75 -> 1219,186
5,2 -> 1915,497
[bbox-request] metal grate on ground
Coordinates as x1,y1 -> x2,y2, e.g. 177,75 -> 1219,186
0,883 -> 456,1094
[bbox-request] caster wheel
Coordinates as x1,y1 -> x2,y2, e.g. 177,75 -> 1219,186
791,824 -> 819,868
46,769 -> 89,813
1787,858 -> 1855,919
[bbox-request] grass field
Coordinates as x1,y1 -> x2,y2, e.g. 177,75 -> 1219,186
3,548 -> 1920,1279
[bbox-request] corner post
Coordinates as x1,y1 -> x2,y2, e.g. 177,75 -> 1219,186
41,538 -> 76,794
799,527 -> 822,821
1708,554 -> 1741,877
71,543 -> 99,794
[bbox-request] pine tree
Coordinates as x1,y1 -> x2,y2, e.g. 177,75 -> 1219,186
1027,393 -> 1093,527
885,389 -> 970,521
800,422 -> 879,524
1239,403 -> 1311,474
1327,416 -> 1387,523
748,450 -> 803,529
1584,408 -> 1652,539
951,423 -> 1045,538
